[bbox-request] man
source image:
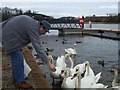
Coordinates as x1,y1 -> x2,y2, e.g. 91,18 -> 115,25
2,15 -> 56,89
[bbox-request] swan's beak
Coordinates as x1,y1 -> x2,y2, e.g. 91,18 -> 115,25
59,70 -> 65,78
71,73 -> 78,79
61,70 -> 64,74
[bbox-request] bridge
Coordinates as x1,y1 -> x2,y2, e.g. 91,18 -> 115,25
50,22 -> 81,29
49,23 -> 120,40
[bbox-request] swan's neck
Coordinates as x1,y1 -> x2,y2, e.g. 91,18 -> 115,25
114,70 -> 118,82
77,71 -> 81,88
48,55 -> 54,64
68,56 -> 74,69
62,70 -> 71,87
86,62 -> 90,76
64,53 -> 70,59
62,77 -> 67,88
112,69 -> 119,86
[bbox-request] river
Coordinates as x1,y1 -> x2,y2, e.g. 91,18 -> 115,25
31,24 -> 119,88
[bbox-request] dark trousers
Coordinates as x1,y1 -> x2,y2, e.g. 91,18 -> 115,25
10,50 -> 25,83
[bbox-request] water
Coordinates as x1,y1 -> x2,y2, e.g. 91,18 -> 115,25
85,24 -> 119,30
31,34 -> 119,88
31,24 -> 119,88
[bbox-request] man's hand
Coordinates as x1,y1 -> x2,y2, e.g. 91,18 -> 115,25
47,61 -> 56,72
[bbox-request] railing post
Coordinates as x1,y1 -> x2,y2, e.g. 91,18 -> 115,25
58,28 -> 64,36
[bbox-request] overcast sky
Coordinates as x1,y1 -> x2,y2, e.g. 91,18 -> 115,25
1,0 -> 120,18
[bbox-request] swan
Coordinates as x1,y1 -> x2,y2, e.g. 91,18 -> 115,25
23,59 -> 31,79
48,54 -> 71,84
60,67 -> 79,79
55,53 -> 72,69
74,70 -> 107,88
65,43 -> 77,55
74,61 -> 86,74
68,54 -> 74,69
84,61 -> 95,77
48,55 -> 64,84
61,68 -> 78,88
71,68 -> 95,88
62,60 -> 86,77
60,58 -> 86,77
111,67 -> 120,87
84,61 -> 101,83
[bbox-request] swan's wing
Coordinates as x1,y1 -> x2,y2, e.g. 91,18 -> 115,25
84,67 -> 95,77
56,56 -> 66,69
65,48 -> 75,54
94,72 -> 101,83
65,77 -> 76,88
90,83 -> 108,88
56,56 -> 63,67
81,76 -> 95,88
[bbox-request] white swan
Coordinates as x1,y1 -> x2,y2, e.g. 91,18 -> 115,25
61,68 -> 77,88
84,61 -> 95,77
65,43 -> 77,55
48,55 -> 64,84
75,70 -> 107,88
74,61 -> 86,74
111,67 -> 120,87
48,54 -> 72,84
48,56 -> 62,76
84,61 -> 101,83
60,58 -> 86,77
56,53 -> 71,69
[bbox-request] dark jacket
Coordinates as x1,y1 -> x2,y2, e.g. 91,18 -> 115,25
2,15 -> 48,63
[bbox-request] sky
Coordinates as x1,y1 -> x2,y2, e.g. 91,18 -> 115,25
1,0 -> 120,18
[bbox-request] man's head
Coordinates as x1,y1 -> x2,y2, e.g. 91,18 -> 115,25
39,20 -> 51,35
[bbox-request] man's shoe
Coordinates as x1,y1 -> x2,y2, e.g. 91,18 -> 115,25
15,81 -> 33,89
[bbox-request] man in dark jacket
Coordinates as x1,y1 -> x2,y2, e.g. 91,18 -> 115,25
2,15 -> 56,89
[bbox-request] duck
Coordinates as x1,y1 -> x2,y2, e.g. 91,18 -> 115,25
46,48 -> 54,52
76,41 -> 82,43
97,60 -> 104,67
111,67 -> 120,87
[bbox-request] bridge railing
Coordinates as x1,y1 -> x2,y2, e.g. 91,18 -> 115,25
51,23 -> 82,29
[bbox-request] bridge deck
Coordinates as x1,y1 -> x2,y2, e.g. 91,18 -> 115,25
55,28 -> 120,40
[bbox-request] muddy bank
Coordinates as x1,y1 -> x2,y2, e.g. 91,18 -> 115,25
2,47 -> 52,89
